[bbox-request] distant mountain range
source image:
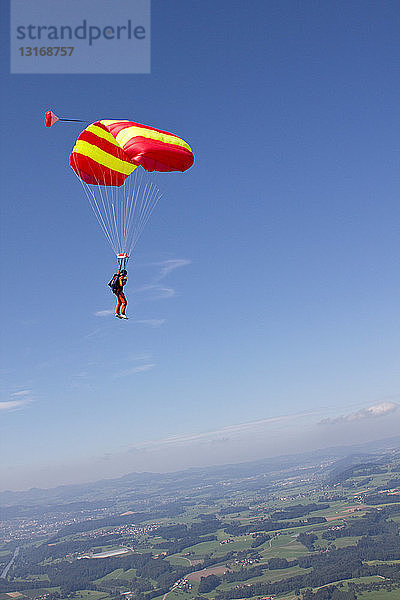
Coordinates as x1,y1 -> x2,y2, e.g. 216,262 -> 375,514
1,435 -> 399,511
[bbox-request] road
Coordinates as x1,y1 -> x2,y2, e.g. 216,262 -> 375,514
1,546 -> 20,579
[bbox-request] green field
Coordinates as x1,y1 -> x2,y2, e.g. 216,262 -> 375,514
74,592 -> 110,600
332,535 -> 362,548
391,515 -> 400,523
8,588 -> 60,600
176,535 -> 253,558
357,590 -> 400,600
166,555 -> 193,566
94,568 -> 137,583
259,534 -> 309,559
218,565 -> 311,590
2,450 -> 399,600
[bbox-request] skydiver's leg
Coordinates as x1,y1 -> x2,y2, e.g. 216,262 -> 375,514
115,293 -> 122,316
120,292 -> 127,315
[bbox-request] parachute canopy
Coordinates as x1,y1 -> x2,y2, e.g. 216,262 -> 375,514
44,110 -> 59,127
70,120 -> 194,186
69,119 -> 194,259
44,109 -> 85,127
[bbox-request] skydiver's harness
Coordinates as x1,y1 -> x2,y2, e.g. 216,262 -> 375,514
108,253 -> 129,294
108,274 -> 122,294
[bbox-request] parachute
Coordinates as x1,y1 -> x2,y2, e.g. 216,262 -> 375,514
70,119 -> 194,267
45,110 -> 59,127
44,110 -> 84,127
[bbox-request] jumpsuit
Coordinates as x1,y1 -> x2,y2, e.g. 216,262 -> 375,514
115,274 -> 127,316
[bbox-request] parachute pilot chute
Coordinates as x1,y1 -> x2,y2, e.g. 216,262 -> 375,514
44,110 -> 85,127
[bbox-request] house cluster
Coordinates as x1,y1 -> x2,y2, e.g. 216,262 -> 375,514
219,538 -> 234,545
233,557 -> 260,566
328,524 -> 346,531
231,595 -> 274,600
0,515 -> 82,542
173,578 -> 192,592
79,522 -> 160,540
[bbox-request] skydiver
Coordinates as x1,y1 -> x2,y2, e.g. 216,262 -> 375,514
114,268 -> 128,319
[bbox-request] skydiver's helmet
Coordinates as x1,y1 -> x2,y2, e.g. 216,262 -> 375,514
120,270 -> 127,276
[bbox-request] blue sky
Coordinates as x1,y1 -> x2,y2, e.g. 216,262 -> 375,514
1,0 -> 400,490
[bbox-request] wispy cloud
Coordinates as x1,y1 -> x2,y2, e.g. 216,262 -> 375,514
154,259 -> 191,280
134,319 -> 166,328
130,258 -> 190,303
72,371 -> 89,379
318,402 -> 399,425
0,390 -> 32,412
84,328 -> 102,339
94,309 -> 114,317
114,355 -> 156,378
132,412 -> 314,450
135,284 -> 175,300
115,364 -> 155,378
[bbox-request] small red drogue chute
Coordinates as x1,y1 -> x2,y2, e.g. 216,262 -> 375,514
44,110 -> 84,127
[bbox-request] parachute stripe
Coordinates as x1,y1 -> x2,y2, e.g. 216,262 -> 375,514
72,140 -> 136,176
70,153 -> 128,186
101,120 -> 164,133
99,120 -> 193,159
101,120 -> 130,126
115,126 -> 192,152
121,138 -> 194,172
101,120 -> 187,140
85,124 -> 121,146
77,131 -> 128,161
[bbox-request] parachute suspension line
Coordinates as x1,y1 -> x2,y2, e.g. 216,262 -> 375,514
101,168 -> 120,254
107,164 -> 127,256
120,171 -> 127,250
121,166 -> 137,248
119,170 -> 131,254
73,169 -> 117,254
72,162 -> 163,259
124,167 -> 137,251
135,172 -> 151,243
90,169 -> 118,254
111,197 -> 122,254
127,168 -> 146,252
90,184 -> 118,254
93,182 -> 112,248
125,169 -> 162,255
108,173 -> 119,250
129,174 -> 162,255
131,181 -> 150,252
135,183 -> 161,252
115,167 -> 128,254
79,158 -> 119,254
102,165 -> 119,254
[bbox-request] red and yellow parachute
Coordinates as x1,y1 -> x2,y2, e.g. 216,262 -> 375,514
67,118 -> 194,262
70,120 -> 194,185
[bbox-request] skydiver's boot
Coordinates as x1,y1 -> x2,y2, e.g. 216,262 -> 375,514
115,313 -> 122,318
120,314 -> 128,319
